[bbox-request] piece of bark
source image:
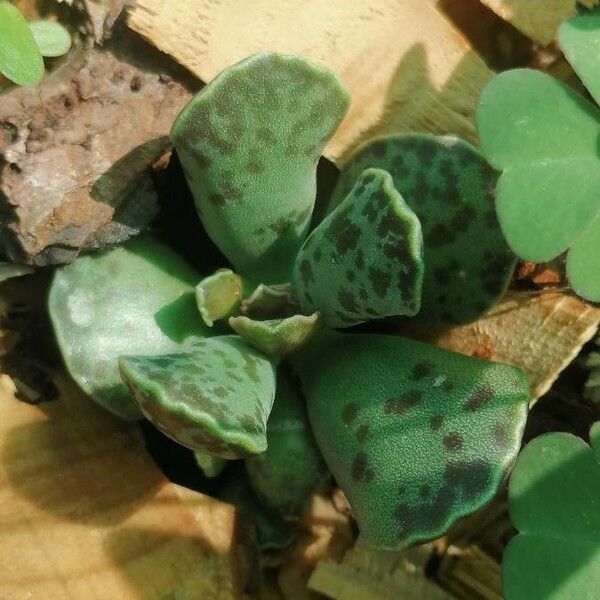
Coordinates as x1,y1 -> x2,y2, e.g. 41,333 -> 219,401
127,0 -> 493,164
0,370 -> 245,599
403,291 -> 600,403
478,0 -> 599,46
0,29 -> 198,266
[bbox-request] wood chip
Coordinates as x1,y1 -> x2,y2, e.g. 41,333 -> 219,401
404,291 -> 600,402
479,0 -> 599,46
0,371 -> 243,599
127,0 -> 492,163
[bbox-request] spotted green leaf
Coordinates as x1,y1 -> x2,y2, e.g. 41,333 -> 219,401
328,135 -> 515,323
293,168 -> 423,328
476,69 -> 600,302
293,331 -> 529,549
503,425 -> 600,600
559,8 -> 600,106
49,237 -> 209,420
193,451 -> 227,478
171,52 -> 350,283
0,1 -> 43,86
196,268 -> 245,327
229,313 -> 320,357
119,336 -> 277,458
219,464 -> 295,551
245,371 -> 328,519
29,20 -> 71,58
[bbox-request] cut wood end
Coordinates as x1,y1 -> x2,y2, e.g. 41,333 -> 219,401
404,291 -> 600,403
127,0 -> 492,164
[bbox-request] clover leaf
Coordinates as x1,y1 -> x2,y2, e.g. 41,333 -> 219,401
0,0 -> 43,86
328,135 -> 515,323
502,423 -> 600,600
477,65 -> 600,302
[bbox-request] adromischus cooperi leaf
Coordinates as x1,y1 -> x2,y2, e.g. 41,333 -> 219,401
293,331 -> 529,549
245,371 -> 328,519
119,336 -> 277,458
292,168 -> 423,328
328,135 -> 515,323
229,313 -> 320,357
171,52 -> 350,283
48,236 -> 209,420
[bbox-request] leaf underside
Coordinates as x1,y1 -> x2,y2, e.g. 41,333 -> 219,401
503,427 -> 600,599
48,237 -> 209,420
293,331 -> 529,550
171,52 -> 350,283
328,135 -> 515,323
293,168 -> 423,328
119,336 -> 277,458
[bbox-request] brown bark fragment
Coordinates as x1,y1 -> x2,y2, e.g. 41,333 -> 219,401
0,30 -> 198,266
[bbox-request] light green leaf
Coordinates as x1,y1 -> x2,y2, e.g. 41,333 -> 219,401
328,135 -> 514,323
119,336 -> 277,458
294,168 -> 423,328
29,20 -> 71,58
293,331 -> 529,550
193,451 -> 227,478
195,268 -> 244,327
477,69 -> 600,302
503,426 -> 600,600
171,52 -> 350,283
0,262 -> 34,283
228,313 -> 320,357
245,371 -> 328,519
48,236 -> 209,420
559,8 -> 600,106
0,0 -> 44,86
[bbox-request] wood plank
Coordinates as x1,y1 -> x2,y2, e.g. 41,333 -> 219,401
127,0 -> 492,163
479,0 -> 598,46
0,371 -> 241,599
404,291 -> 600,402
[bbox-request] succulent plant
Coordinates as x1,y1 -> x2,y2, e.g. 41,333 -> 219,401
502,422 -> 600,600
584,335 -> 600,404
0,1 -> 70,87
476,8 -> 600,303
49,52 -> 531,549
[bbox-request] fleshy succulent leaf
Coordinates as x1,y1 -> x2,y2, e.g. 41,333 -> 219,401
293,168 -> 423,328
193,451 -> 227,478
229,313 -> 320,357
293,331 -> 529,550
118,336 -> 277,458
503,426 -> 600,600
219,464 -> 295,551
245,371 -> 328,519
195,268 -> 245,327
0,1 -> 43,86
241,283 -> 297,319
559,8 -> 600,106
328,135 -> 515,323
171,52 -> 350,283
29,20 -> 71,58
477,69 -> 600,301
48,237 -> 209,420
